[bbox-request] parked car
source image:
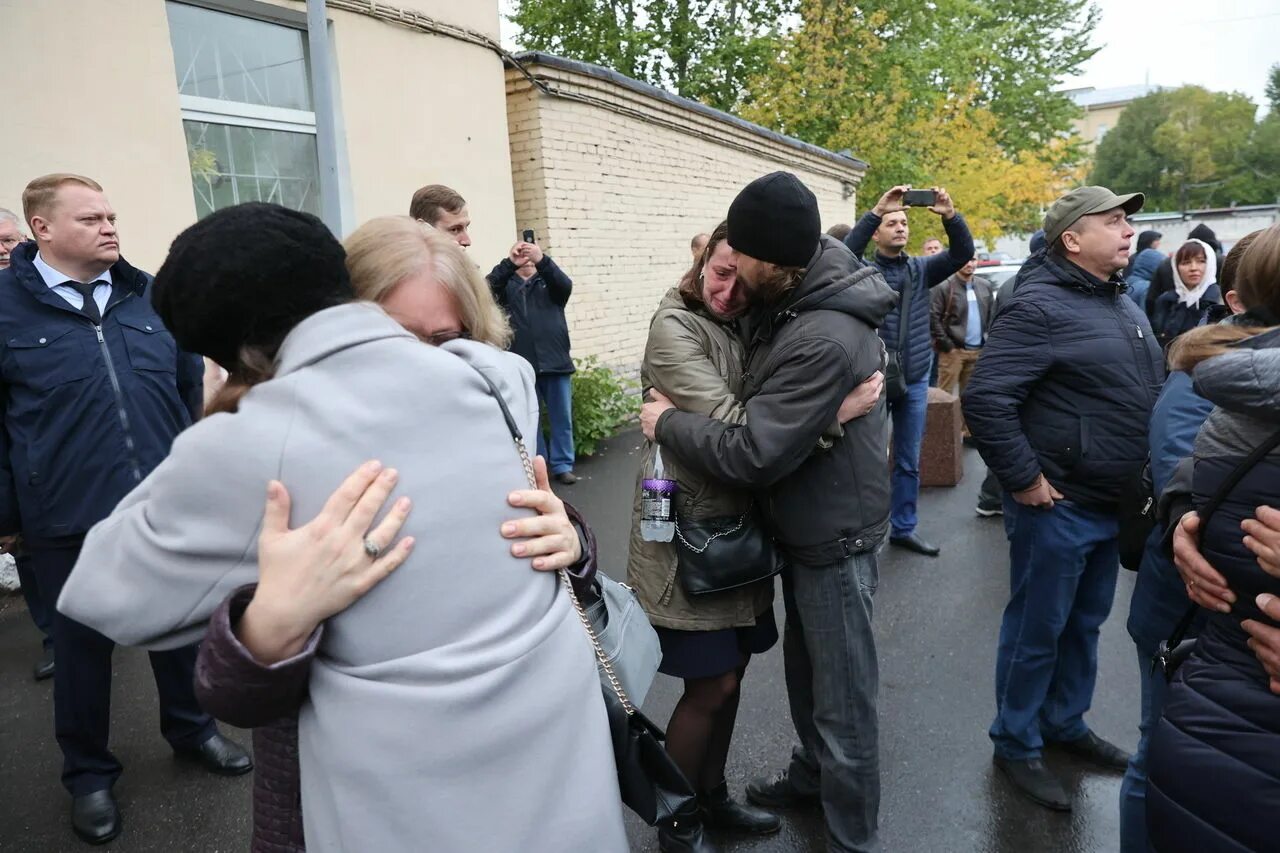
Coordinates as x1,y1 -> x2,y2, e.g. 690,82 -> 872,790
978,263 -> 1022,295
975,251 -> 1016,267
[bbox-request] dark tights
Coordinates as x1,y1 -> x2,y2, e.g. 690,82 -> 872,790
664,656 -> 750,794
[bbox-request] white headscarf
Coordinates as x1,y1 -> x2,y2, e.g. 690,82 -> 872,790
1171,238 -> 1218,307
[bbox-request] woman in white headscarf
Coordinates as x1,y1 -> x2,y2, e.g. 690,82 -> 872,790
1151,238 -> 1221,347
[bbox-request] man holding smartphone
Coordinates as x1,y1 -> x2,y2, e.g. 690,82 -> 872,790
486,232 -> 580,484
845,185 -> 974,557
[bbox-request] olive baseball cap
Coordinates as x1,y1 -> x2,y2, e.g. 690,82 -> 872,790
1043,186 -> 1144,247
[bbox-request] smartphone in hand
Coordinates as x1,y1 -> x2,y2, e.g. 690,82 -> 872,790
902,189 -> 937,207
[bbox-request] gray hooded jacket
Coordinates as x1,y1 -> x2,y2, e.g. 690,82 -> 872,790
656,235 -> 898,565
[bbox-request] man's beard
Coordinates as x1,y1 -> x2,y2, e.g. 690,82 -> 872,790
749,265 -> 805,306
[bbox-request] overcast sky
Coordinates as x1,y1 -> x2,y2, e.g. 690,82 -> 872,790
499,1 -> 1279,109
1067,0 -> 1277,109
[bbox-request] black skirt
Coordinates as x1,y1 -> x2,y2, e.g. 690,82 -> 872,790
654,607 -> 778,679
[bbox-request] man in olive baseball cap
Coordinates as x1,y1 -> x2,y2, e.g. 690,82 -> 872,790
960,183 -> 1163,813
1043,186 -> 1144,249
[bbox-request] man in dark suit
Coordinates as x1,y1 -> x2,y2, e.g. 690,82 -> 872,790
0,174 -> 250,845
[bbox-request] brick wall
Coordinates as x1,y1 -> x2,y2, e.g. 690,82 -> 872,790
504,61 -> 866,380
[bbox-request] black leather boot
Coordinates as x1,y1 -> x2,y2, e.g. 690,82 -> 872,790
700,780 -> 781,835
657,804 -> 719,853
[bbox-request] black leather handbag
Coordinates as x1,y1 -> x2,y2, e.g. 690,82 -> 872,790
602,689 -> 696,825
1117,458 -> 1156,572
675,512 -> 779,596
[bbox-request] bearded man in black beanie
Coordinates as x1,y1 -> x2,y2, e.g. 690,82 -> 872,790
641,171 -> 897,853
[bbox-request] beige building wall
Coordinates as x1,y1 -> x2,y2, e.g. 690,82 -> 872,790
0,0 -> 195,270
1072,103 -> 1127,148
505,58 -> 867,379
0,0 -> 513,272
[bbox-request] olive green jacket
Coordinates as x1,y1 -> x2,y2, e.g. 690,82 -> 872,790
626,289 -> 774,631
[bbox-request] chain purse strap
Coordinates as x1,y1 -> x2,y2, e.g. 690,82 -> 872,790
468,364 -> 638,715
674,513 -> 748,554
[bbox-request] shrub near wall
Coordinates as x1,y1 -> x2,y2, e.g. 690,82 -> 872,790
569,357 -> 637,456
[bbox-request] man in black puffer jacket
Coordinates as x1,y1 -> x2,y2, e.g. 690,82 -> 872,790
642,172 -> 896,853
845,185 -> 973,557
962,186 -> 1165,813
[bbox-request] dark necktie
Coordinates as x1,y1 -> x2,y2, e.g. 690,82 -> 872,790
69,281 -> 101,324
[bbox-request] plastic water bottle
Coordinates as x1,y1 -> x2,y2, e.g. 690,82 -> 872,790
640,447 -> 678,542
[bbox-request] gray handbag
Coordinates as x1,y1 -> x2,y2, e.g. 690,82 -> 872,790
583,573 -> 662,706
465,363 -> 662,706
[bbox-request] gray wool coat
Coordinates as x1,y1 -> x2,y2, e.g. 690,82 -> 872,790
58,303 -> 627,853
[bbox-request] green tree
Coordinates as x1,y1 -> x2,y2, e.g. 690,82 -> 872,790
1241,67 -> 1280,205
509,0 -> 791,112
1090,86 -> 1262,210
740,0 -> 1088,244
847,0 -> 1101,153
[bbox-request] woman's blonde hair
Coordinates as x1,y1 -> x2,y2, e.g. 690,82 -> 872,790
343,216 -> 511,348
1169,223 -> 1280,371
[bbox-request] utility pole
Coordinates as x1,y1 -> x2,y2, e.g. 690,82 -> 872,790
307,0 -> 345,236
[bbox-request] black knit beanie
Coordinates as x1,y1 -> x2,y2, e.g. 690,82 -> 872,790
727,172 -> 821,267
152,203 -> 353,371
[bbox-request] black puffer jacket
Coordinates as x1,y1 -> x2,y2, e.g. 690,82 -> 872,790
844,212 -> 973,384
962,252 -> 1165,510
1146,328 -> 1280,853
1151,284 -> 1222,346
657,235 -> 897,565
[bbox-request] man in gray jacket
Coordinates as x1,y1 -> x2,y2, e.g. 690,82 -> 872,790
641,172 -> 896,853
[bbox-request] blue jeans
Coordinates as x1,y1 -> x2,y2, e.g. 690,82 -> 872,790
1119,528 -> 1199,853
888,375 -> 929,538
990,496 -> 1120,759
783,553 -> 880,852
535,373 -> 575,475
1119,639 -> 1166,853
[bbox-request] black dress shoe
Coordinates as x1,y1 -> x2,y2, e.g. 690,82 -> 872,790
33,647 -> 55,681
744,771 -> 820,810
889,533 -> 941,557
175,733 -> 253,776
657,804 -> 718,852
1048,730 -> 1132,772
993,756 -> 1072,811
71,789 -> 121,845
700,781 -> 781,835
554,471 -> 580,485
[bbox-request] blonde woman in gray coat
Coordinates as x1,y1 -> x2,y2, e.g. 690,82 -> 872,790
627,222 -> 882,851
57,206 -> 627,853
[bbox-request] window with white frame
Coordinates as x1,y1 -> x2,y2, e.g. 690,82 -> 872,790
166,1 -> 320,218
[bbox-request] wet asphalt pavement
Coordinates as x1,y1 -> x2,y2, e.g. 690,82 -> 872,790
0,433 -> 1137,852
